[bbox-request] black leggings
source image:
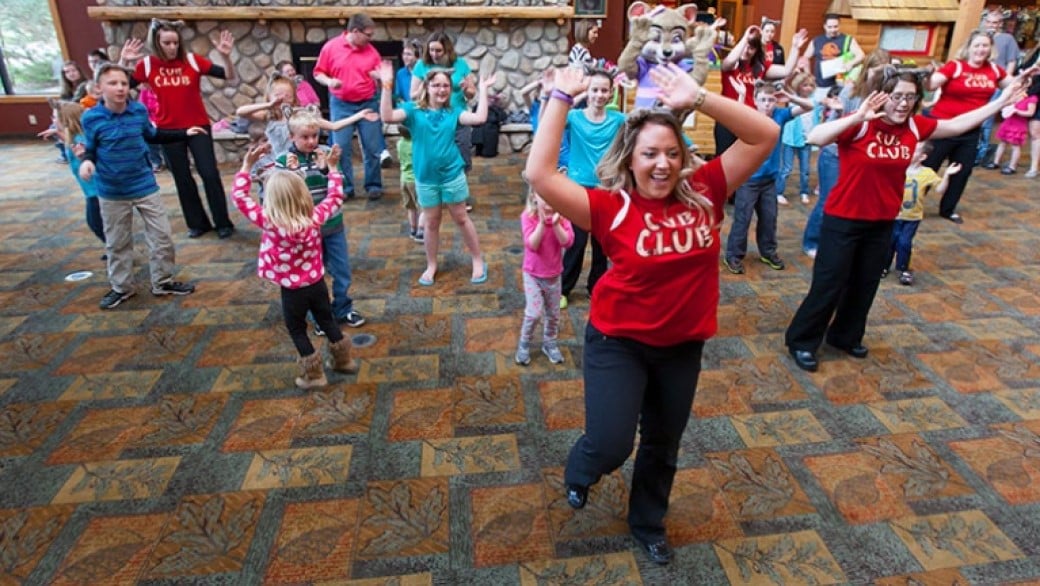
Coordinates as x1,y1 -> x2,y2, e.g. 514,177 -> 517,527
161,128 -> 233,232
923,128 -> 979,218
281,280 -> 343,357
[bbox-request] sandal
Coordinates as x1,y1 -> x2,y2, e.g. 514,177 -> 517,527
1001,166 -> 1016,175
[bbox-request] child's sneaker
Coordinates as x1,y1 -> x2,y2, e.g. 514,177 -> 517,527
881,268 -> 889,278
99,289 -> 135,310
151,281 -> 195,296
723,257 -> 744,274
380,149 -> 393,168
800,193 -> 810,204
411,228 -> 424,243
899,271 -> 914,286
340,310 -> 366,328
804,248 -> 817,259
982,161 -> 999,170
542,341 -> 564,364
560,296 -> 568,310
1026,170 -> 1038,178
515,342 -> 531,366
776,194 -> 790,206
760,254 -> 785,270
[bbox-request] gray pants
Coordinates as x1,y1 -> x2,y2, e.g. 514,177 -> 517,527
99,193 -> 175,294
726,177 -> 779,259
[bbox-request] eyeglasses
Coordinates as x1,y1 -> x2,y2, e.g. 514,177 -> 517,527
889,93 -> 919,104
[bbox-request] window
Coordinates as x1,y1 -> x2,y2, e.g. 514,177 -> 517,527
879,25 -> 936,56
0,0 -> 63,95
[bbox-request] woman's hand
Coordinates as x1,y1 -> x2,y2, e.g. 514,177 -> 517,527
119,38 -> 144,65
326,144 -> 342,170
479,73 -> 497,90
551,66 -> 588,98
857,91 -> 888,121
791,28 -> 809,53
650,62 -> 704,110
242,142 -> 271,169
186,126 -> 208,136
215,30 -> 235,56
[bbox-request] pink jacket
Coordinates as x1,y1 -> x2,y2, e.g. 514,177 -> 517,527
231,170 -> 344,289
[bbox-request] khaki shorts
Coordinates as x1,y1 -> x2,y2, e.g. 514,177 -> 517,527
400,181 -> 418,211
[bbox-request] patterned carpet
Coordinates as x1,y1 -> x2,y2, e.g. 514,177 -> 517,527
1,138 -> 1040,585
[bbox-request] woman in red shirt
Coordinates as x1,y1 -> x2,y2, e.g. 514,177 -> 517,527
785,70 -> 1027,372
716,24 -> 805,154
133,19 -> 238,239
525,64 -> 778,566
923,30 -> 1015,224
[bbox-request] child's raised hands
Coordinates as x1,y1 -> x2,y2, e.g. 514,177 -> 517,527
326,144 -> 342,170
242,142 -> 272,169
315,147 -> 328,170
945,162 -> 963,177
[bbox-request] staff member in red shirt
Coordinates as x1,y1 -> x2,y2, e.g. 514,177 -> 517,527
923,30 -> 1017,224
785,70 -> 1027,372
313,13 -> 387,201
133,19 -> 237,239
717,24 -> 805,154
525,64 -> 778,566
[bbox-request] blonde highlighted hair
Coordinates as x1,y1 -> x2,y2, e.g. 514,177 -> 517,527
262,170 -> 316,234
287,108 -> 322,135
596,109 -> 715,226
53,100 -> 85,144
954,29 -> 995,62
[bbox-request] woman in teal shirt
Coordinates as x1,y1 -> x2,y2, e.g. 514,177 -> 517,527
410,32 -> 478,177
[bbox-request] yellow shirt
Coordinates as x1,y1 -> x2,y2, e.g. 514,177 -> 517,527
899,165 -> 940,221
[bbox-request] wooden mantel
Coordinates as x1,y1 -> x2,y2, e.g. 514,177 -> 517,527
87,5 -> 575,23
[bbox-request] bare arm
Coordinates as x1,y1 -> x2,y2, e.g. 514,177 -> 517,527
721,27 -> 754,72
235,100 -> 276,120
323,109 -> 379,131
524,68 -> 593,231
932,85 -> 1026,139
652,63 -> 779,194
845,37 -> 865,71
765,29 -> 809,80
378,62 -> 406,124
215,30 -> 237,83
933,162 -> 961,196
808,91 -> 887,145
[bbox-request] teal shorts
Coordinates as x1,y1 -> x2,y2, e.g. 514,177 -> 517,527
416,172 -> 470,209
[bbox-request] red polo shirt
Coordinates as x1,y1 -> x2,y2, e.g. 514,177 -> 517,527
313,33 -> 382,103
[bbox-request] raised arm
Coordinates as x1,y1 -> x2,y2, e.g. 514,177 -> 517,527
722,26 -> 755,72
322,109 -> 380,131
932,85 -> 1027,139
215,30 -> 237,83
653,62 -> 779,194
459,73 -> 497,126
378,62 -> 406,124
236,99 -> 278,120
524,67 -> 592,231
766,29 -> 808,80
808,91 -> 886,145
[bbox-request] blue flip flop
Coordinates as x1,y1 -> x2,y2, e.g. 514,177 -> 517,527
417,275 -> 435,286
471,266 -> 488,284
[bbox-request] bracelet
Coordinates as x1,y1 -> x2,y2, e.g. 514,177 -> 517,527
692,87 -> 708,110
381,82 -> 393,91
550,89 -> 574,106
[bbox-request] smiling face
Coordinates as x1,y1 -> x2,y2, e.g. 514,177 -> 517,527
630,122 -> 683,199
586,75 -> 612,111
967,34 -> 993,66
425,72 -> 452,108
882,80 -> 918,125
427,41 -> 447,65
278,63 -> 297,78
761,23 -> 777,43
157,30 -> 181,61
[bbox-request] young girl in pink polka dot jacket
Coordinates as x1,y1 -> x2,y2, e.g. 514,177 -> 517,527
235,143 -> 358,389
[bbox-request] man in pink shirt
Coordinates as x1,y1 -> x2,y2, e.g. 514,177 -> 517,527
313,13 -> 387,200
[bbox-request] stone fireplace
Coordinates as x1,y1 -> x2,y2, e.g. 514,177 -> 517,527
90,1 -> 574,161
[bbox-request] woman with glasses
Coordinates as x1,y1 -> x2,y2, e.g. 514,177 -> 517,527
922,30 -> 1017,224
785,68 -> 1029,372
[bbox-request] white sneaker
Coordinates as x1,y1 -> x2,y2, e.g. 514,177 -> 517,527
777,194 -> 790,206
800,193 -> 810,204
379,149 -> 393,168
804,248 -> 817,259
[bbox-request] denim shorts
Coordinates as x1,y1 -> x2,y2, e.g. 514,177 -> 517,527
416,172 -> 469,209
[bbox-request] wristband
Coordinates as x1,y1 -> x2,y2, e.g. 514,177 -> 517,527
692,87 -> 708,110
382,82 -> 393,91
550,89 -> 574,106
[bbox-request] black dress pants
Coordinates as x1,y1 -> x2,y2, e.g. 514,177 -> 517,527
923,128 -> 979,218
162,128 -> 233,233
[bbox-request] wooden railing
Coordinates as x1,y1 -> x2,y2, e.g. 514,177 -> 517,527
88,5 -> 574,25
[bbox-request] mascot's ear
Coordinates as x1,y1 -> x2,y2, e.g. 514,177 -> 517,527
628,1 -> 653,19
676,4 -> 699,24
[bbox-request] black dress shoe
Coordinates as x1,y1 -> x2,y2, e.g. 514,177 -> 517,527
187,228 -> 211,238
633,535 -> 672,565
216,226 -> 234,239
789,348 -> 818,372
565,484 -> 587,509
830,344 -> 869,359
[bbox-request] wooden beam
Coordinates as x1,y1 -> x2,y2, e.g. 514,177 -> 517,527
948,0 -> 984,61
779,0 -> 802,63
87,5 -> 574,22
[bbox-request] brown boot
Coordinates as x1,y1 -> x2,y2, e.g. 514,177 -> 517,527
328,337 -> 359,374
295,352 -> 327,389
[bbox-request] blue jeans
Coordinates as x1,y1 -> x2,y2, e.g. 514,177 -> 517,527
802,147 -> 839,253
322,228 -> 354,319
85,197 -> 105,244
330,95 -> 385,196
888,219 -> 920,272
977,90 -> 1001,164
777,144 -> 811,196
727,177 -> 778,259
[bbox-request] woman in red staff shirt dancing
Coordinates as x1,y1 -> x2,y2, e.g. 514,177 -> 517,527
923,30 -> 1021,224
525,64 -> 778,566
132,19 -> 238,239
785,69 -> 1029,372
